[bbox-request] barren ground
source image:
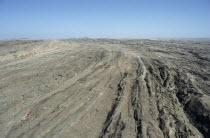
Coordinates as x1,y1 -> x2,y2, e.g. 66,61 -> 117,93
0,38 -> 210,138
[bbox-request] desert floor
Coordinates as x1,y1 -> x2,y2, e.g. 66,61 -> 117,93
0,38 -> 210,138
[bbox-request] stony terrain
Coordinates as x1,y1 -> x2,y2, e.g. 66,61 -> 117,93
0,38 -> 210,138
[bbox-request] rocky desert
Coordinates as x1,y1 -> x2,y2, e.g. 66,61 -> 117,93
0,38 -> 210,138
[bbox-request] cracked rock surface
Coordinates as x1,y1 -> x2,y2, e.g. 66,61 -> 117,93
0,38 -> 210,138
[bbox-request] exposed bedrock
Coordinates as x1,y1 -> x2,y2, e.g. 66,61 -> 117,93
0,39 -> 210,138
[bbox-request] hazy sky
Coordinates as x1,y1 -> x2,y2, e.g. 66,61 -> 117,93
0,0 -> 210,39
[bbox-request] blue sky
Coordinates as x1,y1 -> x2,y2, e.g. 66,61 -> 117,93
0,0 -> 210,39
